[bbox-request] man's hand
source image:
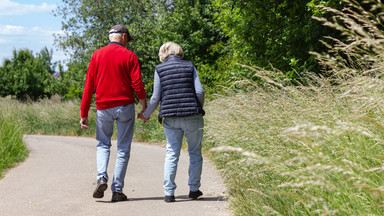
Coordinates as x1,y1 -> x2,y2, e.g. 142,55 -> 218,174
137,98 -> 149,123
137,112 -> 149,123
80,117 -> 88,131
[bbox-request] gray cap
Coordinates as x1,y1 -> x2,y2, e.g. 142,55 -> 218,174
108,24 -> 134,41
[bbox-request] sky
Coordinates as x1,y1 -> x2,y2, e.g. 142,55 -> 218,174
0,0 -> 66,67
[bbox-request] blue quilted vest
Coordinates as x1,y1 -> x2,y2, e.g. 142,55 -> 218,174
155,55 -> 205,123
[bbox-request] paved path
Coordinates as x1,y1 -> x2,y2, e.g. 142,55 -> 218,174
0,135 -> 228,216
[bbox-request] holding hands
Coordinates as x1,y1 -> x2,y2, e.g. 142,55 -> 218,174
137,111 -> 149,123
137,98 -> 149,123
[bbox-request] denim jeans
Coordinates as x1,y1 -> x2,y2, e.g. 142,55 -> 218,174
95,104 -> 135,193
163,114 -> 204,196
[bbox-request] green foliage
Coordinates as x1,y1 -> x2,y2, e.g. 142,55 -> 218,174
212,0 -> 344,75
54,0 -> 162,96
52,0 -> 351,97
0,48 -> 56,100
50,61 -> 88,99
54,0 -> 227,96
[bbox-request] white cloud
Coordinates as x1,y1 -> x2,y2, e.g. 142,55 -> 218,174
0,24 -> 24,34
0,0 -> 56,16
0,24 -> 59,36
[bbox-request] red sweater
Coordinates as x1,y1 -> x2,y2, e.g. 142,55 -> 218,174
80,43 -> 146,117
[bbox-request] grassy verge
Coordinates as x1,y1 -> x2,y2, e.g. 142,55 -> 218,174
0,114 -> 28,178
204,75 -> 384,215
0,95 -> 164,142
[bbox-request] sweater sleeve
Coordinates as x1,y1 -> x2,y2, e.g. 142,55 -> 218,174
130,54 -> 146,100
143,70 -> 161,119
80,54 -> 96,118
193,67 -> 205,107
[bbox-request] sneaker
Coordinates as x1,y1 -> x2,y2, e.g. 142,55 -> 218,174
188,190 -> 203,200
111,192 -> 128,202
164,195 -> 175,203
93,177 -> 108,198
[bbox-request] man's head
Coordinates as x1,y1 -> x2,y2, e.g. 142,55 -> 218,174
158,42 -> 184,62
108,24 -> 134,47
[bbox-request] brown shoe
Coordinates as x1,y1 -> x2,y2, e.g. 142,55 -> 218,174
93,177 -> 108,198
111,192 -> 128,202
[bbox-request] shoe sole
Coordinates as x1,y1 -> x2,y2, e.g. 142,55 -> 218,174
93,183 -> 108,198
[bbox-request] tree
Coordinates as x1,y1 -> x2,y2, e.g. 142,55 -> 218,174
0,48 -> 56,100
54,0 -> 226,96
212,0 -> 345,75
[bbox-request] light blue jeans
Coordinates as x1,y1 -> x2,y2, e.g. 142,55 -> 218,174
163,114 -> 204,196
96,104 -> 135,193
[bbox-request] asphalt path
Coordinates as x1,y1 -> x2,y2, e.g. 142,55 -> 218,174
0,135 -> 229,216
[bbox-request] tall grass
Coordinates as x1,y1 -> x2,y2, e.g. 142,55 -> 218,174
0,114 -> 28,177
204,1 -> 384,215
205,75 -> 384,215
0,95 -> 164,141
0,95 -> 96,136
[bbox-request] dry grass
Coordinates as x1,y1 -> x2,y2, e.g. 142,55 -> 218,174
205,70 -> 384,215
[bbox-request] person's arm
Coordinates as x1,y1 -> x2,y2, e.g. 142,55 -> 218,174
130,53 -> 147,102
142,70 -> 161,119
80,54 -> 96,131
139,98 -> 147,114
193,67 -> 205,107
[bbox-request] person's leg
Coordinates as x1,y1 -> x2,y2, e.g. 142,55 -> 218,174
163,117 -> 184,197
183,115 -> 204,193
111,104 -> 135,193
93,108 -> 114,198
96,109 -> 115,181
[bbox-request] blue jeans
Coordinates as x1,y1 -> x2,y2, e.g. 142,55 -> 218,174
163,114 -> 204,196
95,104 -> 135,193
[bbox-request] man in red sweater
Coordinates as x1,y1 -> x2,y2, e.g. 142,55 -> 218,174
80,24 -> 147,202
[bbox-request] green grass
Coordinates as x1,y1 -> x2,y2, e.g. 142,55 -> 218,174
0,114 -> 28,178
0,95 -> 164,142
0,95 -> 96,137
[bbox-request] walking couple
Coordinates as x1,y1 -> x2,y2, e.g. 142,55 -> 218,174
79,24 -> 205,202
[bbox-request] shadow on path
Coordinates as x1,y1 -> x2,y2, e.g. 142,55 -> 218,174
96,196 -> 227,203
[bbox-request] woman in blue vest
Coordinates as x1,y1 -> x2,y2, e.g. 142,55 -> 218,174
138,42 -> 205,202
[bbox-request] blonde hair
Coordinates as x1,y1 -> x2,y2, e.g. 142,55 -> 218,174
158,42 -> 184,62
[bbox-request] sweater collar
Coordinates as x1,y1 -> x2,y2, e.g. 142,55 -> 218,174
164,55 -> 181,63
108,42 -> 123,46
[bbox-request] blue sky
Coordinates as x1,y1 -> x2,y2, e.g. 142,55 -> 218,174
0,0 -> 66,67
